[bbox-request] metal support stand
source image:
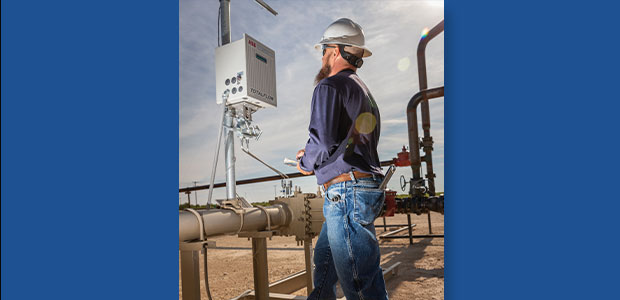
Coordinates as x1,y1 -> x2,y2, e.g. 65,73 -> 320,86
179,241 -> 214,300
303,238 -> 313,294
251,237 -> 269,300
407,213 -> 413,245
383,215 -> 387,232
233,260 -> 402,300
239,231 -> 277,300
180,249 -> 201,300
427,211 -> 433,234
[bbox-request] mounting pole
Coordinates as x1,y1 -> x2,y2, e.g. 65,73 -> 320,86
224,107 -> 237,201
220,0 -> 231,45
192,181 -> 199,206
220,0 -> 237,201
180,3 -> 233,300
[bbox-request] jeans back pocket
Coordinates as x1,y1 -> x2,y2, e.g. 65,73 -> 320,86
352,187 -> 385,225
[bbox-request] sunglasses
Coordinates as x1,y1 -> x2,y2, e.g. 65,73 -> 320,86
322,44 -> 337,56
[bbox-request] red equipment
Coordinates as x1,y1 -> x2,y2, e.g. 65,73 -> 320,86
384,190 -> 397,217
392,146 -> 410,167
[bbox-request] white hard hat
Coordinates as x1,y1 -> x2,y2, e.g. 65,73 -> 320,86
315,18 -> 372,58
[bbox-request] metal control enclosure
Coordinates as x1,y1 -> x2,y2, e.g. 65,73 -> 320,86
215,34 -> 277,108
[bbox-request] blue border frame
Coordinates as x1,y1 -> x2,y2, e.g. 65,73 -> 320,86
2,1 -> 178,299
2,0 -> 619,299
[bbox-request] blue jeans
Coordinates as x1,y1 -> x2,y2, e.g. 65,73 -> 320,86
308,176 -> 388,300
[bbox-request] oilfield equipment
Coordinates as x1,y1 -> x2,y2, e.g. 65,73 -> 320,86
179,1 -> 444,299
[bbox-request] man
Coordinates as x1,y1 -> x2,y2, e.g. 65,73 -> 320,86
296,18 -> 388,300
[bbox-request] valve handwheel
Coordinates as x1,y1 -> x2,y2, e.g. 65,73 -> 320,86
400,175 -> 408,192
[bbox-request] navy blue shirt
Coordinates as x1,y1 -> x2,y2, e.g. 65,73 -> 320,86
299,69 -> 382,185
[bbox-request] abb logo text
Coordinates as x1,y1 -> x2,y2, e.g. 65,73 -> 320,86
248,40 -> 256,47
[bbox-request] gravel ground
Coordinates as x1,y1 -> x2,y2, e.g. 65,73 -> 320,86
179,212 -> 444,299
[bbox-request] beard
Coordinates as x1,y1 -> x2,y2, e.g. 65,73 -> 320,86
314,62 -> 331,85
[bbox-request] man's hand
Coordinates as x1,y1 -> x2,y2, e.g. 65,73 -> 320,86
296,149 -> 305,161
297,163 -> 314,175
296,149 -> 314,175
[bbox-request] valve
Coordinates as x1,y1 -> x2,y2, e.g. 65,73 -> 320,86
400,175 -> 408,192
392,145 -> 411,167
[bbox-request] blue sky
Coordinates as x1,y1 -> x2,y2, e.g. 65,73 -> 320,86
180,0 -> 444,204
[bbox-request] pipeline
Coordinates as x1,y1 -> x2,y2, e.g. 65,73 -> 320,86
406,87 -> 444,182
179,204 -> 290,242
417,20 -> 444,195
179,160 -> 395,194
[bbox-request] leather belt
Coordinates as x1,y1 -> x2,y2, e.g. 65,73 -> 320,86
322,171 -> 373,191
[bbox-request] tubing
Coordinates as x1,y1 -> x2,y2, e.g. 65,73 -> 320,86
203,246 -> 213,300
241,148 -> 289,179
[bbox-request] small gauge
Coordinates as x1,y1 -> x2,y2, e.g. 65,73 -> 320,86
231,77 -> 237,84
238,86 -> 243,92
225,78 -> 230,86
232,87 -> 237,94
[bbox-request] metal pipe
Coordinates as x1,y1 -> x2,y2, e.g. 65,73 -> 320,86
179,205 -> 290,242
179,160 -> 396,194
242,148 -> 289,179
378,224 -> 416,238
219,0 -> 231,45
220,0 -> 236,201
303,238 -> 314,294
407,214 -> 413,245
380,234 -> 444,239
251,238 -> 269,299
379,224 -> 412,228
207,103 -> 228,207
417,20 -> 444,92
383,216 -> 387,232
180,172 -> 304,193
254,0 -> 278,16
180,250 -> 201,300
427,211 -> 433,234
406,87 -> 444,180
224,111 -> 237,201
417,20 -> 444,195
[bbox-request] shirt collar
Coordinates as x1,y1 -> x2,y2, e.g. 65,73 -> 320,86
338,68 -> 356,75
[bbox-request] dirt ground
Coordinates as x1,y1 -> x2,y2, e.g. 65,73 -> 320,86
179,212 -> 444,300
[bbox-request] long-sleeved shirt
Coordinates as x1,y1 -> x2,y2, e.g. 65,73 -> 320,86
299,69 -> 382,185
